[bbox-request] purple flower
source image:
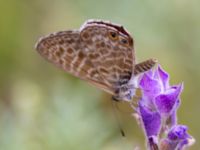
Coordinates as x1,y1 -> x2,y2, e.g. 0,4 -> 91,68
168,125 -> 189,141
138,65 -> 182,131
134,65 -> 194,150
160,125 -> 194,150
139,102 -> 161,137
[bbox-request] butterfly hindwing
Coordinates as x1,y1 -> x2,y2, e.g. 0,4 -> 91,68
35,29 -> 115,94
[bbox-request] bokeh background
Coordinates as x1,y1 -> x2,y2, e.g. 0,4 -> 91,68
0,0 -> 200,149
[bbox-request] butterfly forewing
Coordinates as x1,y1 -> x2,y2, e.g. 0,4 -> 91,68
80,22 -> 135,89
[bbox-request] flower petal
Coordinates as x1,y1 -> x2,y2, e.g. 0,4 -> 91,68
166,99 -> 180,127
154,84 -> 183,115
168,125 -> 189,141
157,65 -> 169,90
139,103 -> 161,137
139,73 -> 161,100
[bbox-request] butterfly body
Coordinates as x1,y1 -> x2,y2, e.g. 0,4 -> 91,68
35,20 -> 156,101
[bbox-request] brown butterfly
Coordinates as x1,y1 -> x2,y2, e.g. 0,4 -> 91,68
35,19 -> 157,101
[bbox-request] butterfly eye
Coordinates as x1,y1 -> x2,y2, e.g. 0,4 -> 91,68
121,38 -> 129,46
108,31 -> 118,40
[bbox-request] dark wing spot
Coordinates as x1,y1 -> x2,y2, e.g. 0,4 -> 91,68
55,51 -> 61,57
59,39 -> 64,45
99,48 -> 108,55
90,69 -> 98,78
96,43 -> 101,49
100,42 -> 105,47
88,53 -> 100,60
67,39 -> 75,44
99,67 -> 109,74
78,51 -> 85,60
60,47 -> 65,53
82,32 -> 89,40
67,48 -> 74,54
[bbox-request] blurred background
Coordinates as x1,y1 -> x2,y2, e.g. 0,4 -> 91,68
0,0 -> 200,149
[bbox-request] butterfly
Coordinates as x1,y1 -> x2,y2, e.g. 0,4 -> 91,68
35,19 -> 157,101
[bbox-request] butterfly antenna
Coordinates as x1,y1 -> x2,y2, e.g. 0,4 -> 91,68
111,99 -> 126,137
